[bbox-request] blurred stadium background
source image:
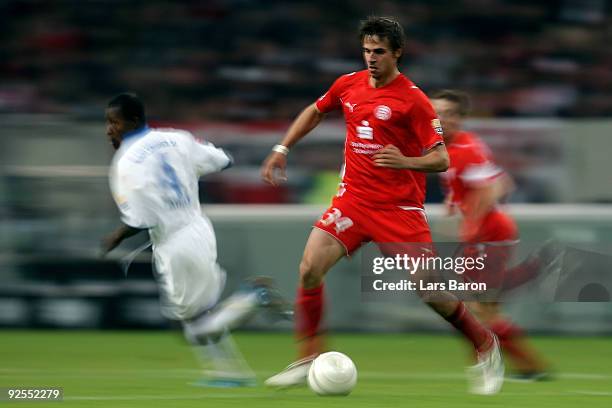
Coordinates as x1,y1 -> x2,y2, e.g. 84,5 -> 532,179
2,0 -> 612,337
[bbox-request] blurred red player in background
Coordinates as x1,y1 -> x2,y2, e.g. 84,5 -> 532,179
432,89 -> 552,381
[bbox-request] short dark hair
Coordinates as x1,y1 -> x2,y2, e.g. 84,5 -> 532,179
430,89 -> 472,117
107,93 -> 146,125
359,16 -> 405,60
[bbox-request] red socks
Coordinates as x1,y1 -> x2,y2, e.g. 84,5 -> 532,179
490,319 -> 544,371
489,318 -> 522,339
501,258 -> 541,291
296,284 -> 324,358
445,302 -> 493,353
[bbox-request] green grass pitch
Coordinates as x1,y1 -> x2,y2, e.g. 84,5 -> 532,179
1,331 -> 611,407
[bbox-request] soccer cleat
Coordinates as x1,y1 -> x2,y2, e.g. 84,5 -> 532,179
264,356 -> 315,388
247,276 -> 294,321
466,335 -> 505,395
190,375 -> 257,388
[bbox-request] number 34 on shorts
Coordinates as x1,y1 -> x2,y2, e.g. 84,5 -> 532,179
319,208 -> 354,234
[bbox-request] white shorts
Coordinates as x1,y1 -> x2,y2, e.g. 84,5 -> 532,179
152,216 -> 225,321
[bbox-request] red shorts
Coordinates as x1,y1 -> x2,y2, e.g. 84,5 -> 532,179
461,209 -> 518,243
314,192 -> 432,256
461,210 -> 519,290
462,242 -> 516,290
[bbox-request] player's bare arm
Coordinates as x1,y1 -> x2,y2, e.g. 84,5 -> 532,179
460,175 -> 513,241
101,223 -> 145,256
494,172 -> 515,200
462,183 -> 498,225
444,194 -> 458,216
261,103 -> 326,186
373,144 -> 449,172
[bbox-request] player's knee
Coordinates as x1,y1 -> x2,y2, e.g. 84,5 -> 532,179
299,258 -> 324,289
411,267 -> 428,282
417,289 -> 437,304
415,283 -> 451,307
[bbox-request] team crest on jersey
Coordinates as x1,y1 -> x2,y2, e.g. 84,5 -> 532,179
374,105 -> 392,120
431,119 -> 444,135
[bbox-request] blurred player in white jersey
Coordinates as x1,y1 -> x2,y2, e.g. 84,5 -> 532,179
101,93 -> 289,386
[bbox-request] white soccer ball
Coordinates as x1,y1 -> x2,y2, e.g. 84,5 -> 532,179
307,351 -> 357,396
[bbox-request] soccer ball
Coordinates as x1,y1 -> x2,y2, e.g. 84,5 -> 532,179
307,351 -> 357,396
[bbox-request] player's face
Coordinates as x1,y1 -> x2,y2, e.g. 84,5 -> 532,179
362,35 -> 400,81
431,99 -> 462,140
105,107 -> 133,149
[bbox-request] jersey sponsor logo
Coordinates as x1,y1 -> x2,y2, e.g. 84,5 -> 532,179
431,118 -> 444,135
319,207 -> 354,234
374,105 -> 392,120
356,120 -> 373,139
350,141 -> 383,154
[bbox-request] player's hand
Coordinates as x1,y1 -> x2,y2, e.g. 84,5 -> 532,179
460,219 -> 481,242
372,145 -> 409,169
444,197 -> 457,216
100,232 -> 122,258
261,152 -> 288,186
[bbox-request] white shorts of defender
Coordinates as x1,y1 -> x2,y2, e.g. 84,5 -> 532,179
153,221 -> 226,321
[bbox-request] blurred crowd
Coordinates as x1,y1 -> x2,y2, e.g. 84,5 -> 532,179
2,0 -> 612,122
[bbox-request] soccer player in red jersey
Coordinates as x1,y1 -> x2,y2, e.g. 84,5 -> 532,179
432,89 -> 550,381
260,17 -> 504,394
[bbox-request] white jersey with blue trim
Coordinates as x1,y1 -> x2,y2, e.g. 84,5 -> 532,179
109,126 -> 231,245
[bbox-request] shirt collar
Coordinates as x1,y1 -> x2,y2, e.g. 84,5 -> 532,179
122,124 -> 150,141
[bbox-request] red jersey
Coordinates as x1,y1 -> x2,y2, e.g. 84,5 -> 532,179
441,131 -> 517,242
315,70 -> 444,209
442,131 -> 500,207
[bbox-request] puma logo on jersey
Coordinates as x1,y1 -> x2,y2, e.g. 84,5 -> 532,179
344,101 -> 357,112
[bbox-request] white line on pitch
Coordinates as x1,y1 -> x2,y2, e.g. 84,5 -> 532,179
64,394 -> 268,401
572,391 -> 612,396
1,368 -> 611,382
